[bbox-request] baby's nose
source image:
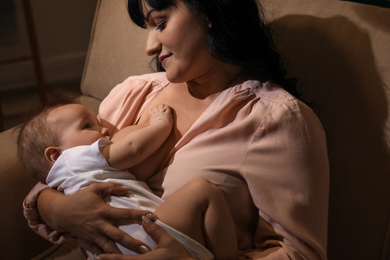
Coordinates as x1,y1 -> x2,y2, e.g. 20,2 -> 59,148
101,127 -> 110,138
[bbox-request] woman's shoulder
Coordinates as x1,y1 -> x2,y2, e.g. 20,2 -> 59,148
122,72 -> 169,86
243,81 -> 304,110
108,72 -> 167,93
245,81 -> 295,103
237,80 -> 322,128
99,72 -> 169,128
102,72 -> 168,103
258,82 -> 324,132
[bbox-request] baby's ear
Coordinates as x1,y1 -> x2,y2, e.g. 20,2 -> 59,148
44,147 -> 61,164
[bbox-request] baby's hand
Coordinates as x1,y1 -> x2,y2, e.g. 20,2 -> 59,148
148,104 -> 173,126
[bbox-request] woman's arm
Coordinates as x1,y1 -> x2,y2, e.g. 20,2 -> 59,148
23,183 -> 67,244
242,102 -> 329,259
36,182 -> 154,254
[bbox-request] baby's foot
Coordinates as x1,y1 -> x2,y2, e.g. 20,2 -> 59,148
149,104 -> 173,126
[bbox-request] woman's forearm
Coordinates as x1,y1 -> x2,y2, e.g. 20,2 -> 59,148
35,182 -> 152,255
36,188 -> 66,231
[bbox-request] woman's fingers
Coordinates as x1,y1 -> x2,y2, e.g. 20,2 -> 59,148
96,254 -> 138,260
78,219 -> 151,255
102,223 -> 152,254
89,182 -> 151,224
94,234 -> 122,254
83,183 -> 154,254
104,206 -> 151,225
73,220 -> 122,255
53,183 -> 153,255
96,215 -> 193,260
78,239 -> 105,255
141,214 -> 169,243
91,182 -> 129,197
140,215 -> 193,259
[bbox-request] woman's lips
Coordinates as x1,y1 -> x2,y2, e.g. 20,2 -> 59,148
158,54 -> 172,68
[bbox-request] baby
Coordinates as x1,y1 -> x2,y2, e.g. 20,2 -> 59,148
17,99 -> 237,260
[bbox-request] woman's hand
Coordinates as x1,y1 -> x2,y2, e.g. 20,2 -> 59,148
96,214 -> 194,260
37,182 -> 152,254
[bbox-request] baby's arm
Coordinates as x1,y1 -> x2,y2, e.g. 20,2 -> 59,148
102,104 -> 173,171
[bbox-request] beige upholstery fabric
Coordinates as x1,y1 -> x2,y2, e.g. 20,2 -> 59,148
0,128 -> 54,259
81,0 -> 152,101
263,1 -> 390,259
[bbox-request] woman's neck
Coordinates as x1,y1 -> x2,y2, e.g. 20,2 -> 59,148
185,63 -> 244,100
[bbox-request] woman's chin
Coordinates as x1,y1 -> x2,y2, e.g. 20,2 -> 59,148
165,71 -> 185,83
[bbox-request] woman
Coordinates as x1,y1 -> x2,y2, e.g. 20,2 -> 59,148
24,0 -> 329,259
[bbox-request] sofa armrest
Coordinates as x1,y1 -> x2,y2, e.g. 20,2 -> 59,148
0,128 -> 53,259
79,94 -> 102,114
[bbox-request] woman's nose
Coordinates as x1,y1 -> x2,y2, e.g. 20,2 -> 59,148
145,30 -> 161,57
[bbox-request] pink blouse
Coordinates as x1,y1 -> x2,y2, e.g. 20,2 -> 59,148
24,72 -> 329,260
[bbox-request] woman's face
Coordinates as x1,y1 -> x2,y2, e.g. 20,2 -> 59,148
143,1 -> 214,83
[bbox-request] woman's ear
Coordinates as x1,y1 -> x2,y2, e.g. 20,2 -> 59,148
206,18 -> 212,28
44,147 -> 61,164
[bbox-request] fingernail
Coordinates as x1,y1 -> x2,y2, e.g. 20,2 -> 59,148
147,213 -> 158,221
142,213 -> 157,224
142,215 -> 152,224
139,245 -> 150,254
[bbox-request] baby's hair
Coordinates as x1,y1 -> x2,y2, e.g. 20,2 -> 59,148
17,93 -> 79,183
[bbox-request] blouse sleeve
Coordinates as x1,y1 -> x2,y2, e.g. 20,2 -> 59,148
242,101 -> 329,260
98,73 -> 168,129
23,182 -> 69,244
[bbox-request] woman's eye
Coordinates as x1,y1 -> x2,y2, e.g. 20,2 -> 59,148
155,21 -> 166,31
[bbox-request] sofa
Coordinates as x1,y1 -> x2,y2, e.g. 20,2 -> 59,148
0,0 -> 389,259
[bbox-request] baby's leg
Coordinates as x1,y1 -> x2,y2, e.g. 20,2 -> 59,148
154,178 -> 238,260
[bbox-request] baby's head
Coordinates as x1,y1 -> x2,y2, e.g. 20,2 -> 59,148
17,100 -> 110,183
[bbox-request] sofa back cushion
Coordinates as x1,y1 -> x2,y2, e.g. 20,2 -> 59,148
81,0 -> 152,101
263,0 -> 390,259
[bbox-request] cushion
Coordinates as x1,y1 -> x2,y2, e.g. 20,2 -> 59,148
0,128 -> 53,259
81,0 -> 153,101
262,0 -> 390,259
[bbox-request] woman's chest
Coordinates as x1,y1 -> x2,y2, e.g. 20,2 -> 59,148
137,83 -> 214,137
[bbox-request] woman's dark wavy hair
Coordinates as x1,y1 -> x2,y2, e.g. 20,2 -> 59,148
128,0 -> 298,97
